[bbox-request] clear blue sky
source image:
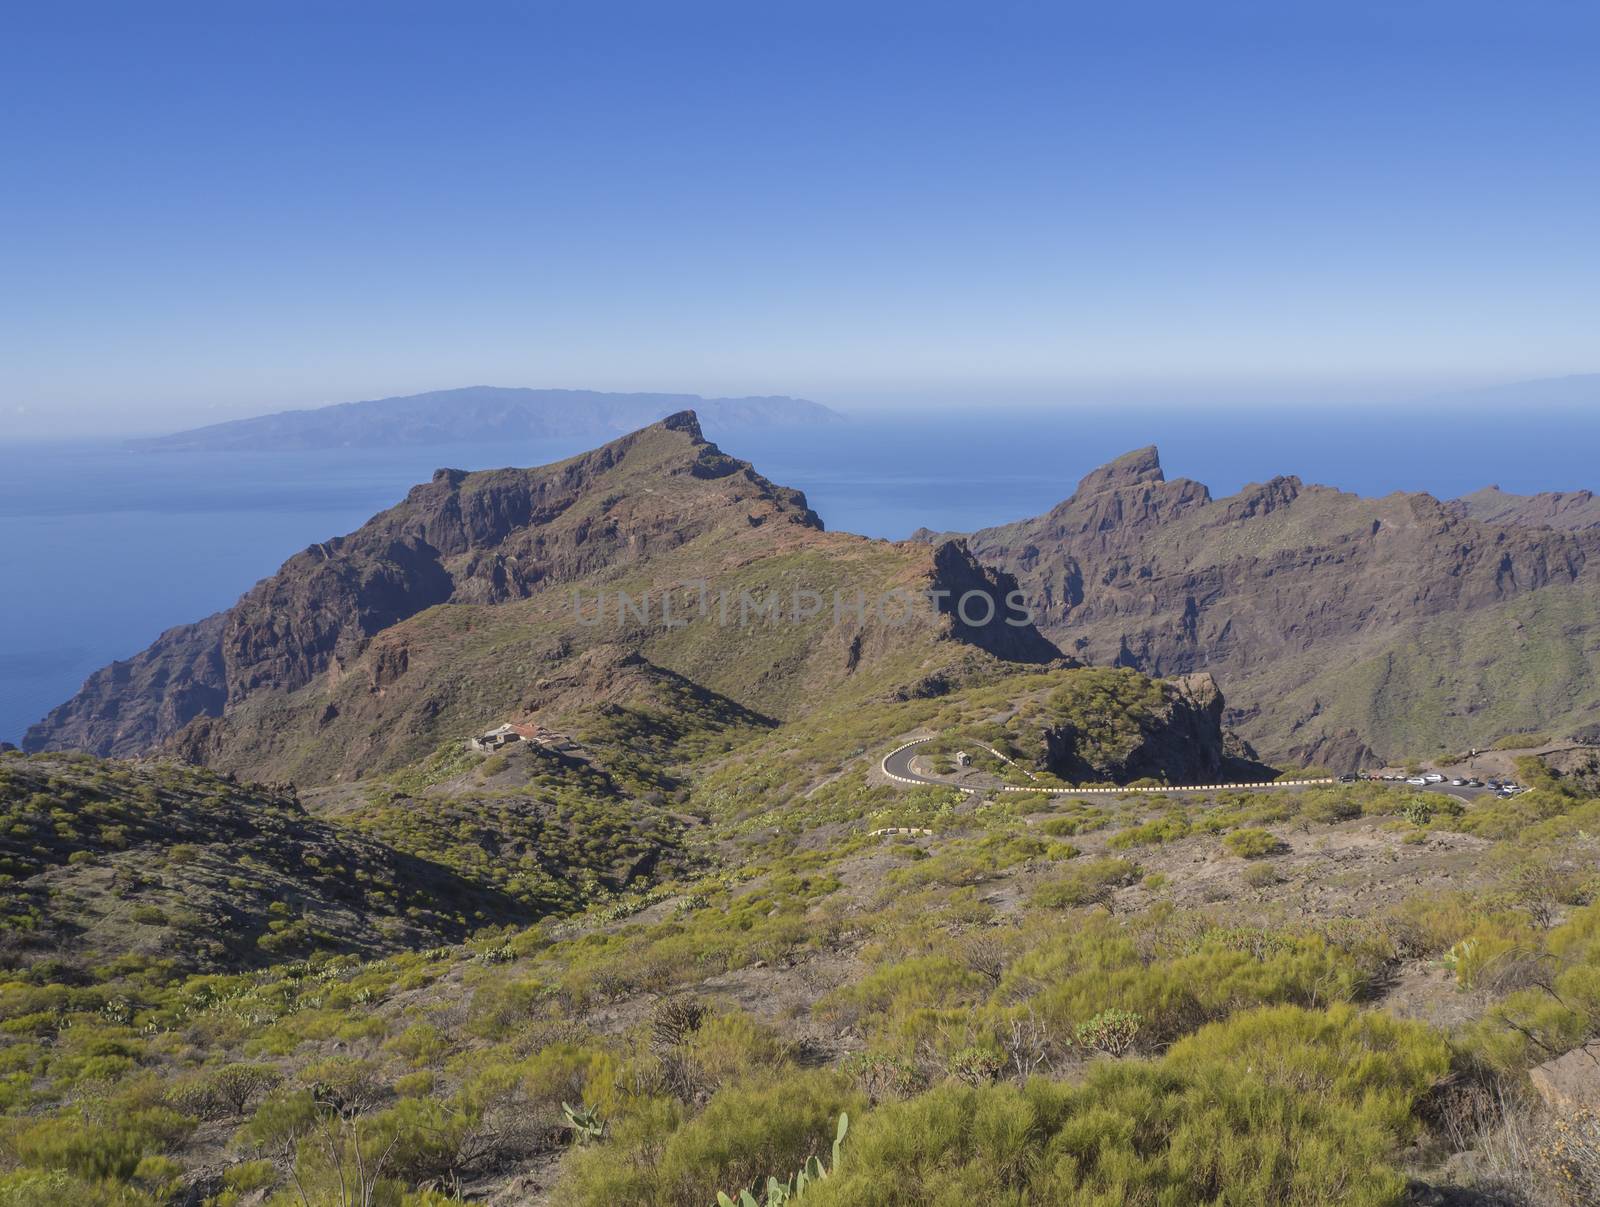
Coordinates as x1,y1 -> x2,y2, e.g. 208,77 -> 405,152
2,0 -> 1596,436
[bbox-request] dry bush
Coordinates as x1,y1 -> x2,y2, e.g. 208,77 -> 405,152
1475,950 -> 1557,996
1000,1008 -> 1053,1079
1425,1072 -> 1600,1206
959,935 -> 1010,988
1536,1108 -> 1600,1203
651,996 -> 709,1052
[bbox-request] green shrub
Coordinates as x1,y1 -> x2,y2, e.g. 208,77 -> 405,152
801,1005 -> 1447,1206
385,1021 -> 450,1067
1073,1008 -> 1142,1055
1242,863 -> 1281,889
1401,799 -> 1435,827
685,1012 -> 787,1089
1458,900 -> 1600,1071
468,975 -> 548,1039
394,1071 -> 436,1098
1000,917 -> 1372,1051
222,1159 -> 277,1195
945,1048 -> 1004,1086
5,1107 -> 194,1183
1108,813 -> 1190,848
166,1063 -> 282,1120
556,1070 -> 862,1207
1028,857 -> 1140,909
0,1169 -> 156,1207
714,1113 -> 849,1207
1277,766 -> 1333,781
841,1053 -> 924,1104
1223,828 -> 1280,859
1301,795 -> 1362,825
816,956 -> 987,1030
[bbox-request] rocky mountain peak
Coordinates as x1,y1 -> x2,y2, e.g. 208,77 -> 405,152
1074,445 -> 1165,496
658,408 -> 705,437
1225,474 -> 1303,521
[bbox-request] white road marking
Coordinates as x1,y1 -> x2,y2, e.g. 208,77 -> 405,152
880,737 -> 1334,795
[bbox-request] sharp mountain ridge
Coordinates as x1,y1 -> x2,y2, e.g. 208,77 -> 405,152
931,445 -> 1600,768
26,413 -> 820,757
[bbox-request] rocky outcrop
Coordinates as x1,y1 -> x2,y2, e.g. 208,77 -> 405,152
1034,670 -> 1270,785
925,539 -> 1061,665
26,413 -> 821,757
1529,1041 -> 1600,1113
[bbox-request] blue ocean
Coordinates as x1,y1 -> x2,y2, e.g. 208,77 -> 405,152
3,406 -> 1596,745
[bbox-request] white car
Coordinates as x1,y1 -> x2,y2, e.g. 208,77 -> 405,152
1406,776 -> 1429,786
1423,773 -> 1445,784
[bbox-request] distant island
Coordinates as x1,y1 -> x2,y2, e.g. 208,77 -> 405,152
128,385 -> 845,451
1411,371 -> 1600,411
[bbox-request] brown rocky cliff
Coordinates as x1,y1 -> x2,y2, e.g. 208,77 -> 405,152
925,539 -> 1061,664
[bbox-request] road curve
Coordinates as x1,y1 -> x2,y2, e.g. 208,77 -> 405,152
882,737 -> 1494,801
884,737 -> 1350,796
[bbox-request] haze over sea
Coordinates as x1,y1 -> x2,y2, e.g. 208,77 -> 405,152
4,405 -> 1597,746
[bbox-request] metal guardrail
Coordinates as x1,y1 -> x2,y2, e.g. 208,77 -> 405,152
880,737 -> 1335,795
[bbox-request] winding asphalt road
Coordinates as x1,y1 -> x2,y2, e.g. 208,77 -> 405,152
881,736 -> 1494,801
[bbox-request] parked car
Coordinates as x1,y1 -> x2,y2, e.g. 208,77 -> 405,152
1338,773 -> 1357,783
1450,778 -> 1466,786
1407,776 -> 1429,786
1423,773 -> 1445,783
